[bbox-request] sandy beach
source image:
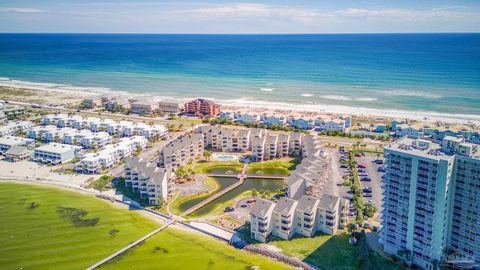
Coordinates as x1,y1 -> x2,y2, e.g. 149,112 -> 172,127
1,77 -> 480,127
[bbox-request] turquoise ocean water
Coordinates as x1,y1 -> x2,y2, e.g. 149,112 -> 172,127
0,33 -> 479,116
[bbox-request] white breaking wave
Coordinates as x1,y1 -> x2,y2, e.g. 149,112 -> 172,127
301,93 -> 314,97
0,77 -> 113,94
355,97 -> 378,102
383,90 -> 442,99
322,95 -> 351,101
260,88 -> 274,92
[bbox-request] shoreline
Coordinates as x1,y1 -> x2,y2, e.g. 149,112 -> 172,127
1,77 -> 480,125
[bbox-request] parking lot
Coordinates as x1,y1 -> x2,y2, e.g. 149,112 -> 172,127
354,153 -> 385,213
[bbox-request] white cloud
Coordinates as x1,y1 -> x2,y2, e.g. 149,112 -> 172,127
172,3 -> 318,21
0,7 -> 44,13
171,3 -> 480,23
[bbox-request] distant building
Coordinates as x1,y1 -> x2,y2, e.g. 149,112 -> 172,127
81,98 -> 95,109
5,145 -> 32,162
219,111 -> 235,120
374,124 -> 387,133
262,115 -> 287,126
184,98 -> 220,117
236,113 -> 261,124
316,119 -> 346,131
158,100 -> 182,113
33,143 -> 81,165
130,100 -> 158,115
290,118 -> 314,130
0,136 -> 34,154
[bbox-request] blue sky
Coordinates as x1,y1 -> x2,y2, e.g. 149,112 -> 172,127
1,0 -> 479,33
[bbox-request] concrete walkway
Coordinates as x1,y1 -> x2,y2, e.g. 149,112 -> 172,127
86,220 -> 175,270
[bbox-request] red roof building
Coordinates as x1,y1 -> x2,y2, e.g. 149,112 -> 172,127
184,98 -> 221,117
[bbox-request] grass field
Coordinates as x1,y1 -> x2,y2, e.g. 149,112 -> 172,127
268,232 -> 403,270
0,182 -> 292,270
0,182 -> 159,270
100,227 -> 292,270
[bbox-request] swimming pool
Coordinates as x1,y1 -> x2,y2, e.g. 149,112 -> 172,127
212,153 -> 239,162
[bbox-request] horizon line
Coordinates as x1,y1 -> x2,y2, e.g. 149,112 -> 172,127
0,31 -> 479,35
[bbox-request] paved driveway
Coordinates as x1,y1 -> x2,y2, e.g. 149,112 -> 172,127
354,154 -> 384,213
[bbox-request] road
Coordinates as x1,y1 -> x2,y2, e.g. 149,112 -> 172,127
324,147 -> 343,197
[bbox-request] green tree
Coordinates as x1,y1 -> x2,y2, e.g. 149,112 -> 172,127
251,189 -> 258,199
203,150 -> 212,161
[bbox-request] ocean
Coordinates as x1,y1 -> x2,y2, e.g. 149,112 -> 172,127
0,33 -> 479,117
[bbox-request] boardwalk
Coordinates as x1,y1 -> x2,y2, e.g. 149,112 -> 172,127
86,220 -> 175,270
205,174 -> 285,180
181,163 -> 249,216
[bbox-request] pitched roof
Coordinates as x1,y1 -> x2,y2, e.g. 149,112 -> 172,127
250,198 -> 275,218
273,197 -> 297,216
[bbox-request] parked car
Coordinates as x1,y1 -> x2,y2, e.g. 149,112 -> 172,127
355,154 -> 361,157
358,168 -> 366,173
377,167 -> 386,172
359,173 -> 368,177
224,207 -> 235,212
340,164 -> 348,169
357,164 -> 366,168
363,193 -> 373,197
360,177 -> 371,182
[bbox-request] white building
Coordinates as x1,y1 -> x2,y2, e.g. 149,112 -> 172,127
63,129 -> 93,145
0,136 -> 34,154
158,134 -> 204,169
382,136 -> 480,269
250,198 -> 276,243
79,132 -> 111,149
33,143 -> 81,165
219,111 -> 235,120
41,114 -> 68,126
236,113 -> 261,124
272,198 -> 298,240
75,148 -> 116,174
43,127 -> 76,143
125,157 -> 174,205
317,119 -> 346,131
250,194 -> 349,243
27,125 -> 59,141
0,122 -> 19,137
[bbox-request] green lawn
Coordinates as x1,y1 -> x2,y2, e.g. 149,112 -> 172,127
267,232 -> 403,270
0,182 -> 159,270
191,158 -> 297,176
100,228 -> 292,270
0,182 -> 292,270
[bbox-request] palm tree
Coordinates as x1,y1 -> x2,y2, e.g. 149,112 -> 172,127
203,150 -> 212,161
251,189 -> 258,200
188,168 -> 196,180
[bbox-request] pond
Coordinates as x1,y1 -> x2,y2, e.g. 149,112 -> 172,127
192,177 -> 284,217
175,177 -> 284,216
